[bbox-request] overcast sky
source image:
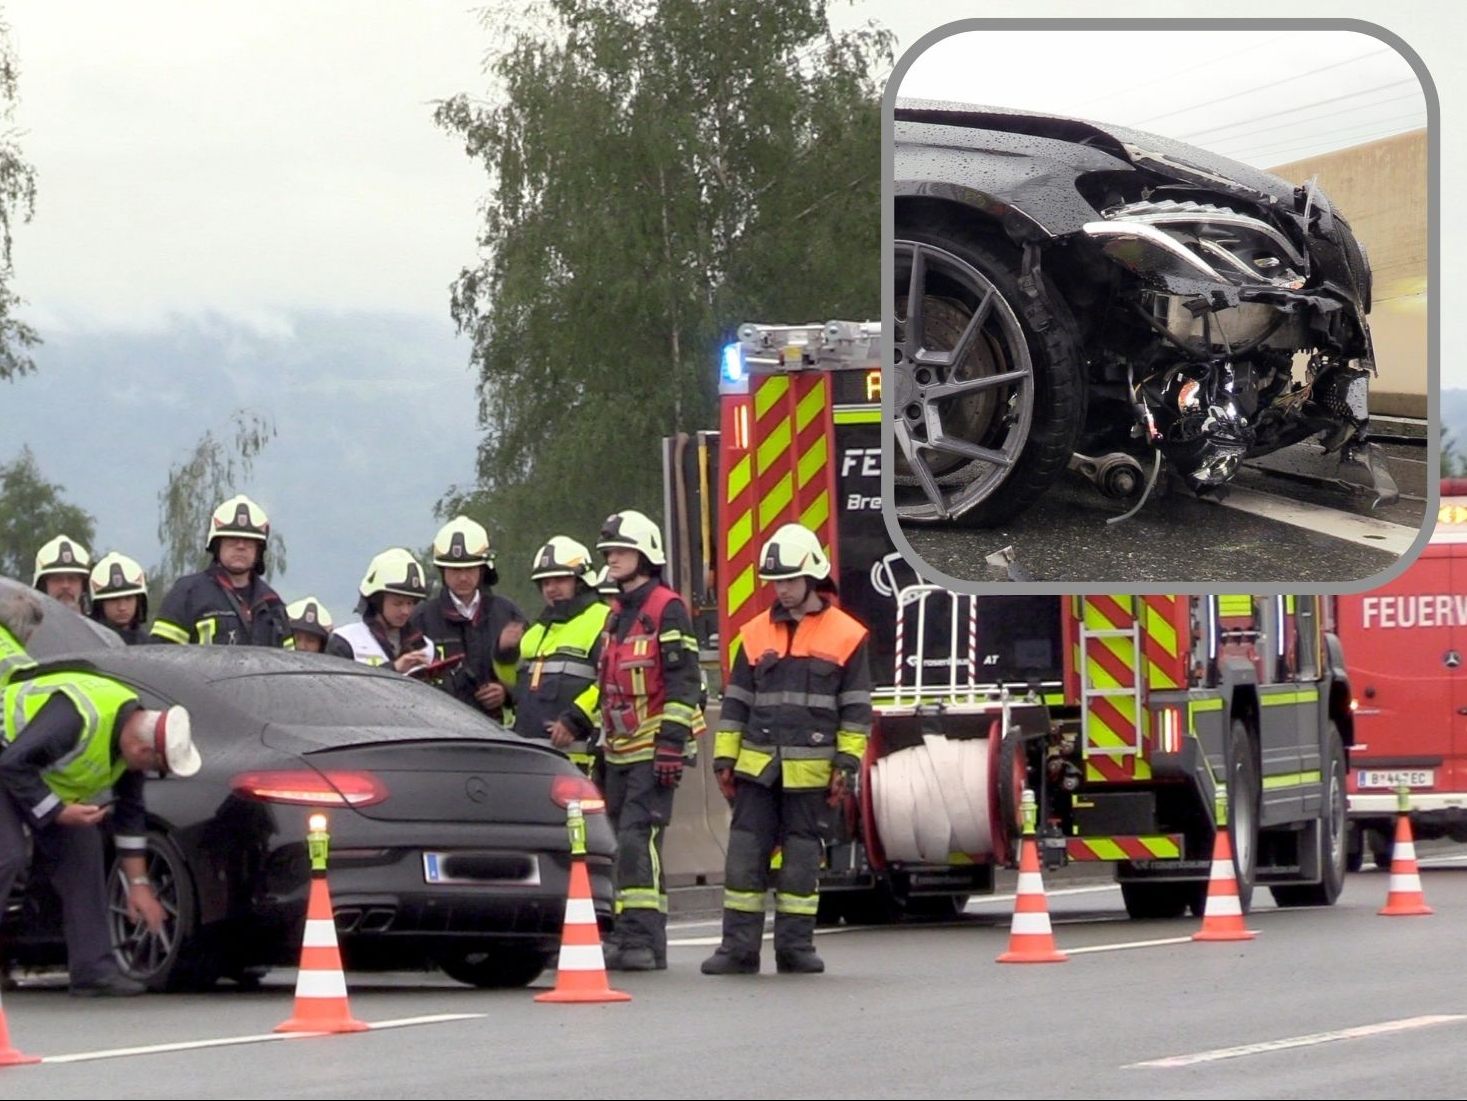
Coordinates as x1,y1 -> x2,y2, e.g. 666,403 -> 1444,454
895,30 -> 1426,166
1,1 -> 1449,338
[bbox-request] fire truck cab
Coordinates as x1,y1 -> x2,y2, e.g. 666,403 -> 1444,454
1338,483 -> 1467,869
663,321 -> 1354,919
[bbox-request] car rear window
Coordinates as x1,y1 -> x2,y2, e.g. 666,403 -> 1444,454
212,671 -> 504,739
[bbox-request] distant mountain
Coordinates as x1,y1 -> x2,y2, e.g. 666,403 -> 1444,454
0,310 -> 481,622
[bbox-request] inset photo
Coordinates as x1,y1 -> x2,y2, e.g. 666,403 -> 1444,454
887,26 -> 1433,586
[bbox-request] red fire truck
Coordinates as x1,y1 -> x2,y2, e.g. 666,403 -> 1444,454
1338,481 -> 1467,869
663,321 -> 1354,920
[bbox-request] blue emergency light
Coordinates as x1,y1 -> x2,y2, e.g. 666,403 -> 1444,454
721,342 -> 746,385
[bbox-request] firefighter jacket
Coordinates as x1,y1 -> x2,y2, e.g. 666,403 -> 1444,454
0,624 -> 35,690
1,672 -> 148,855
597,579 -> 701,765
514,589 -> 608,767
327,616 -> 433,669
149,565 -> 287,648
715,598 -> 873,791
97,621 -> 146,646
410,587 -> 525,719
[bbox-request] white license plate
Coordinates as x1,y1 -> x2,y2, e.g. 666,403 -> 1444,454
1357,769 -> 1435,789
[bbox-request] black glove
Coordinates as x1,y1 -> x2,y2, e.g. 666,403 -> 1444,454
653,744 -> 685,788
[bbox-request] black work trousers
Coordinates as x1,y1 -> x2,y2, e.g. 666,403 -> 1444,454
720,779 -> 827,956
603,760 -> 675,957
0,791 -> 118,986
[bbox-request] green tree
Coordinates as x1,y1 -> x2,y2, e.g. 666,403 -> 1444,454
0,446 -> 94,580
436,0 -> 890,603
1442,425 -> 1463,479
155,410 -> 287,587
0,16 -> 38,382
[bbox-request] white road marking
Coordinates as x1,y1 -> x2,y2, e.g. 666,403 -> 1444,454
39,1013 -> 484,1065
965,884 -> 1120,908
1214,486 -> 1419,554
667,884 -> 1125,945
1127,1015 -> 1467,1069
1065,936 -> 1195,955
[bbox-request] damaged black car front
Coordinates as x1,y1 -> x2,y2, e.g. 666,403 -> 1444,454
892,98 -> 1392,525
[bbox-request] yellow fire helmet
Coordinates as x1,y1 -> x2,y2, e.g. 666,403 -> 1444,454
207,494 -> 270,548
432,515 -> 492,568
359,548 -> 429,601
33,534 -> 93,588
285,596 -> 334,640
530,536 -> 596,582
757,523 -> 831,582
89,552 -> 148,601
596,509 -> 666,566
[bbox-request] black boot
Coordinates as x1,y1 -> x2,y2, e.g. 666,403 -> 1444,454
701,948 -> 760,975
775,947 -> 825,974
608,945 -> 658,972
774,911 -> 822,974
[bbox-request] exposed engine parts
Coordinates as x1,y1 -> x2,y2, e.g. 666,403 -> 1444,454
892,101 -> 1393,525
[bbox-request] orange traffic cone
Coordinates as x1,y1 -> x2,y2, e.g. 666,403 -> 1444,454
537,800 -> 631,1003
0,982 -> 40,1067
277,816 -> 368,1034
997,791 -> 1066,964
1194,790 -> 1257,942
1380,789 -> 1433,917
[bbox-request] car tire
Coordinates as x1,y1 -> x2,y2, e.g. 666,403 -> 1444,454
108,830 -> 218,992
892,223 -> 1084,526
1270,723 -> 1347,908
437,947 -> 549,989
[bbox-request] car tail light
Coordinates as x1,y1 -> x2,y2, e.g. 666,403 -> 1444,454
230,769 -> 387,808
551,774 -> 606,813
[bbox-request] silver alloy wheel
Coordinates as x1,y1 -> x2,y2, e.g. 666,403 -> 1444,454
108,843 -> 181,981
893,238 -> 1036,522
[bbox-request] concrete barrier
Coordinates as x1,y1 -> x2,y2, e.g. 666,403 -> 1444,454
664,702 -> 732,887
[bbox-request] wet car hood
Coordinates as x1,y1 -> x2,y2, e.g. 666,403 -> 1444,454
895,98 -> 1300,206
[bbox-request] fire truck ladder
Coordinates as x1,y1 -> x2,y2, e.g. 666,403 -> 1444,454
892,583 -> 1018,712
1078,599 -> 1146,762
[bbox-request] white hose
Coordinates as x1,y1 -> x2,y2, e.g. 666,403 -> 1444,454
871,736 -> 995,862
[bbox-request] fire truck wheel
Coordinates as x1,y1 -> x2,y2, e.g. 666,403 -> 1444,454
1269,724 -> 1347,907
1369,828 -> 1394,871
1226,718 -> 1260,913
1345,823 -> 1364,874
892,223 -> 1083,526
1119,881 -> 1192,920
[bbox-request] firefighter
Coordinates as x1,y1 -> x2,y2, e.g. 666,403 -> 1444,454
514,537 -> 607,775
702,523 -> 872,976
595,509 -> 701,971
0,589 -> 39,690
33,534 -> 92,613
284,596 -> 333,653
149,494 -> 288,647
327,548 -> 434,672
0,589 -> 203,996
88,552 -> 149,645
411,516 -> 526,722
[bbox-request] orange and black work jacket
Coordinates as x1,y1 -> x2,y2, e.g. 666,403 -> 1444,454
597,579 -> 701,766
715,598 -> 873,791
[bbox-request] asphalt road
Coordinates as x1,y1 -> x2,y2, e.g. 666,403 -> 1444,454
901,439 -> 1429,586
6,852 -> 1467,1099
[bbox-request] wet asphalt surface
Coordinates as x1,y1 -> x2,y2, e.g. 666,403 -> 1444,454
900,439 -> 1429,587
